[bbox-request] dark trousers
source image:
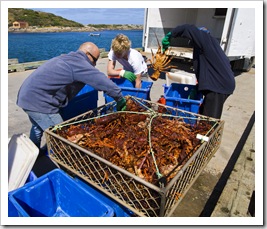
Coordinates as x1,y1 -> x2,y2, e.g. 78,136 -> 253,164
199,90 -> 230,119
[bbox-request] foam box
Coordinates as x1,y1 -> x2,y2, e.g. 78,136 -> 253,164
8,134 -> 39,192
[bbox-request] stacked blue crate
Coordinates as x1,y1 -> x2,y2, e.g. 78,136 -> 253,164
104,78 -> 153,105
162,84 -> 169,93
164,83 -> 203,123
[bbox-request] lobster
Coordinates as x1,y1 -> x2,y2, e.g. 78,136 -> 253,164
57,97 -> 214,185
147,32 -> 177,81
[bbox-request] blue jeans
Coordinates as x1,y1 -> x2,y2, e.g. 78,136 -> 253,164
23,110 -> 63,149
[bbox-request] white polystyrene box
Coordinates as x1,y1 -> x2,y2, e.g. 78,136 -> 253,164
166,70 -> 197,86
8,133 -> 39,191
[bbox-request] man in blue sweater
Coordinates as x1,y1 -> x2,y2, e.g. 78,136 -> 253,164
17,42 -> 126,149
162,24 -> 235,119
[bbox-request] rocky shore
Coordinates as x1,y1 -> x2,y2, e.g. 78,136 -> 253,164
8,25 -> 143,33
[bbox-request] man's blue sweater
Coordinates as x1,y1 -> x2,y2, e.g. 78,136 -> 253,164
17,50 -> 123,113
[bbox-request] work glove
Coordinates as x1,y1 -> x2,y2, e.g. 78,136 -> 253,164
116,97 -> 127,111
162,32 -> 172,53
119,70 -> 137,82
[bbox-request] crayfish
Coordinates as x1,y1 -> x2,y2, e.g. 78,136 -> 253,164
56,97 -> 214,185
148,32 -> 177,81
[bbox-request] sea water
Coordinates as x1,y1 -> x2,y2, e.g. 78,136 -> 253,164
8,30 -> 143,63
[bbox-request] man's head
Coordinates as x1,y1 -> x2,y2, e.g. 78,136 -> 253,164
111,34 -> 131,58
79,42 -> 100,66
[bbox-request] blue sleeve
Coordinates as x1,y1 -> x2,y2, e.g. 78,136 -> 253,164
171,24 -> 208,50
71,59 -> 123,101
58,51 -> 124,101
171,24 -> 235,95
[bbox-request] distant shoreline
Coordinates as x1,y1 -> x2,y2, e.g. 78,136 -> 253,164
8,25 -> 143,33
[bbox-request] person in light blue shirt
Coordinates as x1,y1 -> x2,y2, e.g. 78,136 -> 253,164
17,42 -> 126,149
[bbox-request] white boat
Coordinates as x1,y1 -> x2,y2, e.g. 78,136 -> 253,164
89,33 -> 101,36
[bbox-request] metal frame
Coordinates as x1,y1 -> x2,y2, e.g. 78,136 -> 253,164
45,97 -> 224,217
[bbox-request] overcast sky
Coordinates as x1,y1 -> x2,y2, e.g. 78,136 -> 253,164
27,8 -> 145,25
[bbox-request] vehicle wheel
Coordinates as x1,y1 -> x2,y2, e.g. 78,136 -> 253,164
243,57 -> 255,72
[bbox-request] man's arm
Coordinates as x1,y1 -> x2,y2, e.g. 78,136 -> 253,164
135,74 -> 142,88
170,24 -> 208,50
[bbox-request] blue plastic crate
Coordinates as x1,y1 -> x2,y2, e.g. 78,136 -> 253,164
164,83 -> 203,124
8,193 -> 19,217
74,177 -> 134,217
8,169 -> 114,217
104,78 -> 153,104
60,85 -> 98,120
76,84 -> 95,96
162,84 -> 169,93
25,171 -> 37,183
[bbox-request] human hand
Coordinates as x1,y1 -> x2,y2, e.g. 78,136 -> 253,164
162,32 -> 172,53
119,70 -> 137,82
116,97 -> 127,111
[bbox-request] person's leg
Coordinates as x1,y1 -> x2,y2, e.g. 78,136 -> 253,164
28,116 -> 43,149
24,110 -> 63,148
200,91 -> 229,119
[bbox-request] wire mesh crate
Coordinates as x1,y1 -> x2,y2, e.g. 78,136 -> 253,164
45,96 -> 224,217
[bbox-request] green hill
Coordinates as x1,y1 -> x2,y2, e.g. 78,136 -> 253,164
8,8 -> 84,27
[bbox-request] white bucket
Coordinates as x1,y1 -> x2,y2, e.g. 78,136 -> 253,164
166,70 -> 197,86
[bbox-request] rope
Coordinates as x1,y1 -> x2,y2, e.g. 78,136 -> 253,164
53,95 -> 220,181
52,110 -> 152,131
147,113 -> 163,179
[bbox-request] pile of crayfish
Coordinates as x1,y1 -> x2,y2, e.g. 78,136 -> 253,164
56,98 -> 213,185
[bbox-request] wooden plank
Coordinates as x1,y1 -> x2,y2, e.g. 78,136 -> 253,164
8,48 -> 142,72
100,52 -> 108,58
8,59 -> 19,65
99,48 -> 106,52
8,60 -> 46,72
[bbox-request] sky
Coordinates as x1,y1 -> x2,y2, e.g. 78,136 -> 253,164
28,8 -> 145,25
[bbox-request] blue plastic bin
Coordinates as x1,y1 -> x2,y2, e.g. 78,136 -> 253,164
74,177 -> 134,217
104,78 -> 153,104
8,193 -> 19,217
164,83 -> 203,124
164,83 -> 203,113
25,171 -> 38,183
162,84 -> 169,93
60,85 -> 98,120
8,169 -> 114,217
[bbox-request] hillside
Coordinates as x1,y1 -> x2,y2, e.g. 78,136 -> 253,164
8,8 -> 84,27
8,8 -> 143,32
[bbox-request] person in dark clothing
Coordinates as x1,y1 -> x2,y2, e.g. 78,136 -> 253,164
17,42 -> 126,149
162,24 -> 235,119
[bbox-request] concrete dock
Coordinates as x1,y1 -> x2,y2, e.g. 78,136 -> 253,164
7,56 -> 258,220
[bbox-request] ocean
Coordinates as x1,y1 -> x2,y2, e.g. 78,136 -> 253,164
8,30 -> 143,63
